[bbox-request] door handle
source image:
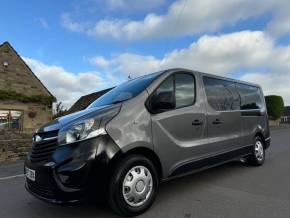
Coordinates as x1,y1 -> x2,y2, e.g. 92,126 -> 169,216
192,119 -> 203,126
212,119 -> 222,125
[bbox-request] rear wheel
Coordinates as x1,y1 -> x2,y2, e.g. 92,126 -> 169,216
108,155 -> 159,217
246,136 -> 265,166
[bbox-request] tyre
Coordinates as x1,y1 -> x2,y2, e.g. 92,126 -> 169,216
108,154 -> 159,217
246,136 -> 265,166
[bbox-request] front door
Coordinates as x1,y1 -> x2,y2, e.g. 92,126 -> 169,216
148,72 -> 207,177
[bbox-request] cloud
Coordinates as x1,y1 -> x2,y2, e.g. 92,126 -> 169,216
89,56 -> 111,68
23,58 -> 113,108
241,45 -> 290,104
61,0 -> 263,41
35,17 -> 49,29
90,53 -> 160,76
91,31 -> 274,76
241,71 -> 290,105
265,0 -> 290,37
90,31 -> 290,104
105,0 -> 166,12
60,0 -> 166,33
61,0 -> 290,41
89,0 -> 266,40
20,31 -> 290,107
60,13 -> 84,32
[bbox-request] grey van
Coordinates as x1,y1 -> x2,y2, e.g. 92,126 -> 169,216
25,68 -> 270,216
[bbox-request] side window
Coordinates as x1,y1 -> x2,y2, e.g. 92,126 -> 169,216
175,74 -> 195,108
237,84 -> 263,110
148,73 -> 196,113
203,77 -> 240,111
150,76 -> 175,113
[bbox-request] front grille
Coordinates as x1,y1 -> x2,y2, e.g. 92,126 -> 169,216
30,130 -> 58,163
27,179 -> 55,199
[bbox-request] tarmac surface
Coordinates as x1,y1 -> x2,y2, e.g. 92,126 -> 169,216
0,126 -> 289,218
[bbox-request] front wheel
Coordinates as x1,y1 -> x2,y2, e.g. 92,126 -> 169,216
108,155 -> 159,217
246,136 -> 265,166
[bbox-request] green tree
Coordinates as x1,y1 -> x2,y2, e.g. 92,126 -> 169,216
265,95 -> 284,120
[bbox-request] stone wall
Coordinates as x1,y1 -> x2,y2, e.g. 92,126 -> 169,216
269,119 -> 280,127
0,130 -> 32,162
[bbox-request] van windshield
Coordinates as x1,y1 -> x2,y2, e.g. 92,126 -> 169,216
87,71 -> 162,108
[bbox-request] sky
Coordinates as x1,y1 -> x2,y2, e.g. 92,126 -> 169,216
1,0 -> 290,108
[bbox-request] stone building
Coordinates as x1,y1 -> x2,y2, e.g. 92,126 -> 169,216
0,41 -> 55,133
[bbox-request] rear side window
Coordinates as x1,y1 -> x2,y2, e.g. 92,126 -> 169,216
237,84 -> 263,110
148,73 -> 195,113
203,77 -> 240,111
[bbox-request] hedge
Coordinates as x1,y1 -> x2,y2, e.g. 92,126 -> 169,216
265,95 -> 284,120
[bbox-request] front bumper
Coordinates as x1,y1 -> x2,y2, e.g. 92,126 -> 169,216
24,135 -> 120,204
25,176 -> 82,204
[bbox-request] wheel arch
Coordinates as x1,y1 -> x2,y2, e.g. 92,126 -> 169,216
255,132 -> 266,147
108,147 -> 163,181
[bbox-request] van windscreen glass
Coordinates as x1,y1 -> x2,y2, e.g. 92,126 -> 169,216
88,72 -> 161,108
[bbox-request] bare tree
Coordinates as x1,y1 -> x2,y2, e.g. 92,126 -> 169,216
53,102 -> 67,119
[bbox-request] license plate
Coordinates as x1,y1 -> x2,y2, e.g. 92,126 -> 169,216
25,167 -> 35,181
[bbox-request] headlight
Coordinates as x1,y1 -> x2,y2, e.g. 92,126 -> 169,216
64,118 -> 105,144
58,107 -> 120,145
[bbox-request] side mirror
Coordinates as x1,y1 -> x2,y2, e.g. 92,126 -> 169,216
150,91 -> 175,113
